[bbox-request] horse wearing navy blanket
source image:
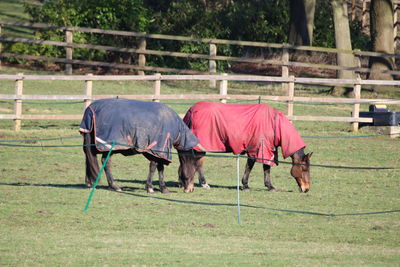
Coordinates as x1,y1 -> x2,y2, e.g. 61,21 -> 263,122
178,101 -> 312,193
80,98 -> 199,193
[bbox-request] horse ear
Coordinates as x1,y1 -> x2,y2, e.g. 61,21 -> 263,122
307,152 -> 313,159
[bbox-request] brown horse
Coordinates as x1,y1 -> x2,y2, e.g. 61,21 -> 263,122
80,98 -> 199,193
178,101 -> 312,193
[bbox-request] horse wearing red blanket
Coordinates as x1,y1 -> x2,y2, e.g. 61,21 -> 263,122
178,101 -> 312,193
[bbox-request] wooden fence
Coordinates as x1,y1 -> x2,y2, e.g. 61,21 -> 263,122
0,20 -> 399,79
0,74 -> 399,132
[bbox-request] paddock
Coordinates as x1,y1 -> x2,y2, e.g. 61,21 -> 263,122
1,114 -> 399,265
0,71 -> 399,265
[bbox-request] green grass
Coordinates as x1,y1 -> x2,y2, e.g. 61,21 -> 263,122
0,0 -> 37,38
1,66 -> 400,266
0,128 -> 399,266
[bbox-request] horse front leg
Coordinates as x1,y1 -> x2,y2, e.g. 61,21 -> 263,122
263,164 -> 276,191
242,158 -> 255,191
196,156 -> 210,189
146,160 -> 157,193
156,163 -> 169,194
102,154 -> 122,192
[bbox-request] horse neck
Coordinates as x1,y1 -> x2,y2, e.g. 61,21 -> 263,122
275,114 -> 305,159
290,148 -> 305,163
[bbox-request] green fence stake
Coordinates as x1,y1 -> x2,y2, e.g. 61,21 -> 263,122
83,142 -> 115,212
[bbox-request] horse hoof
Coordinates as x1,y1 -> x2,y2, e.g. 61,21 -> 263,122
267,188 -> 277,192
110,184 -> 122,192
242,187 -> 250,192
161,188 -> 170,194
147,188 -> 155,194
201,184 -> 211,190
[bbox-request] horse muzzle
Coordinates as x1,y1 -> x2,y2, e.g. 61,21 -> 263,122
300,187 -> 309,193
183,183 -> 195,193
298,183 -> 310,193
296,179 -> 310,193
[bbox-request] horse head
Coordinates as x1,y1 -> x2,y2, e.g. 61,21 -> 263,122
177,150 -> 205,193
290,152 -> 312,193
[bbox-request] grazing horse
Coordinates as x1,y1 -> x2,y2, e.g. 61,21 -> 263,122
80,98 -> 199,193
178,101 -> 312,193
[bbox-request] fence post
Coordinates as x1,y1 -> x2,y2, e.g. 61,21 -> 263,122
153,73 -> 161,102
84,73 -> 93,110
353,49 -> 362,80
351,76 -> 361,132
65,30 -> 73,75
287,75 -> 295,118
209,43 -> 217,88
282,47 -> 289,91
14,73 -> 23,132
219,73 -> 228,103
138,38 -> 146,76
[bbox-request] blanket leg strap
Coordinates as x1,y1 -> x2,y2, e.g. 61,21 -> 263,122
84,142 -> 116,212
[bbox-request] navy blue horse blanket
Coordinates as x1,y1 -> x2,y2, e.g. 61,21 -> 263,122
79,98 -> 199,162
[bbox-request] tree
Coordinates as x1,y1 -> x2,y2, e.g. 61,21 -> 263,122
331,0 -> 355,95
369,0 -> 395,81
288,0 -> 316,45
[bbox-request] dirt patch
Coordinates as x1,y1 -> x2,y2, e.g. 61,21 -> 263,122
202,223 -> 216,228
191,221 -> 216,228
25,108 -> 53,113
0,108 -> 13,113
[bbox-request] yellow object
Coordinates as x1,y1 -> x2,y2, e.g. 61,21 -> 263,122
375,104 -> 387,109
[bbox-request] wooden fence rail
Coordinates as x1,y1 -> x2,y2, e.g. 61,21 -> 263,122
0,20 -> 399,77
1,74 -> 399,132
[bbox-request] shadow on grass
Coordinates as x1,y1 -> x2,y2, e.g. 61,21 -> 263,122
1,182 -> 399,217
120,179 -> 239,191
118,190 -> 400,217
0,181 -> 147,192
120,179 -> 289,192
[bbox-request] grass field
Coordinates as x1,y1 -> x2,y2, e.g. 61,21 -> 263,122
1,66 -> 400,266
1,2 -> 399,265
0,0 -> 36,38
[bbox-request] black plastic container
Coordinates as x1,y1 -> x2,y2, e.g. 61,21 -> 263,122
359,105 -> 400,128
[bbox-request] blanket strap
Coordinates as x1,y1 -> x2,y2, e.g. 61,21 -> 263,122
273,113 -> 279,165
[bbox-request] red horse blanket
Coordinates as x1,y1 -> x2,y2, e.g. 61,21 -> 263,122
80,98 -> 199,162
183,101 -> 306,166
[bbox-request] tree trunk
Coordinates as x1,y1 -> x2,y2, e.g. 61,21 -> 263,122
289,0 -> 316,45
369,0 -> 394,82
331,0 -> 355,96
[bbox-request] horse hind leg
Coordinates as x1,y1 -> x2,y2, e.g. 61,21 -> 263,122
83,133 -> 99,188
102,154 -> 122,192
196,156 -> 210,190
156,162 -> 170,194
263,164 -> 276,192
146,160 -> 157,193
241,158 -> 255,191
